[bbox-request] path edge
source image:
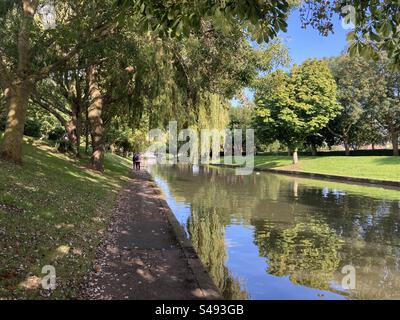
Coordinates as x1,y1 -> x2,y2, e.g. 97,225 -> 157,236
142,171 -> 223,300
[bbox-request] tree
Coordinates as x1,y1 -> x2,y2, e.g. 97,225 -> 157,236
327,56 -> 379,155
0,0 -> 119,163
255,59 -> 340,164
0,0 -> 295,165
371,57 -> 400,156
305,126 -> 336,156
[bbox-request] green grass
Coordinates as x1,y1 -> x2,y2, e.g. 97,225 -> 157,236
0,136 -> 132,299
252,155 -> 400,182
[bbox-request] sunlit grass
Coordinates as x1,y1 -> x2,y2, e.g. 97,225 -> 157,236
253,155 -> 400,182
0,135 -> 132,299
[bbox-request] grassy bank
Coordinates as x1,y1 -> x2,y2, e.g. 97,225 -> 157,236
0,136 -> 131,299
252,155 -> 400,181
219,155 -> 400,182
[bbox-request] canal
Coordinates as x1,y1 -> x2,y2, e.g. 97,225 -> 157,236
149,165 -> 400,300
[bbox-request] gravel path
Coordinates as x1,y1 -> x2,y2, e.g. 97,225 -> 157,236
80,170 -> 221,300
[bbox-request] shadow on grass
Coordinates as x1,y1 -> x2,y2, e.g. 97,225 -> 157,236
371,156 -> 400,166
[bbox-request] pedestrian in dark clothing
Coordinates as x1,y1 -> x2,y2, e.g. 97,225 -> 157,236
133,153 -> 141,171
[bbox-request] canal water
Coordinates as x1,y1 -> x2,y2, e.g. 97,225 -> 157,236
149,165 -> 400,300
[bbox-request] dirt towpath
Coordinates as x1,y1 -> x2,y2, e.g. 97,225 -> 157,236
80,171 -> 221,300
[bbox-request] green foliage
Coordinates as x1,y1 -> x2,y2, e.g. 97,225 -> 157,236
256,220 -> 343,289
188,206 -> 248,300
255,59 -> 341,153
229,106 -> 253,131
23,118 -> 42,138
117,0 -> 291,43
48,127 -> 66,142
327,55 -> 400,154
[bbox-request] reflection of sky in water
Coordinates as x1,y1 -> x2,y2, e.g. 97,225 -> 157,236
153,172 -> 347,300
153,176 -> 191,237
322,187 -> 347,199
150,166 -> 400,300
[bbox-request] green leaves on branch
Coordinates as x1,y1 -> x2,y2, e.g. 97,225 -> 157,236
115,0 -> 291,43
255,59 -> 341,151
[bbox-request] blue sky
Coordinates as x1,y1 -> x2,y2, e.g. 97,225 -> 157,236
233,9 -> 349,106
282,9 -> 349,65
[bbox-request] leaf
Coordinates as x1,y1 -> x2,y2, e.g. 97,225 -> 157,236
346,31 -> 357,41
379,21 -> 393,38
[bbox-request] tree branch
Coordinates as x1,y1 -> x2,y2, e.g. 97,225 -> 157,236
30,94 -> 68,127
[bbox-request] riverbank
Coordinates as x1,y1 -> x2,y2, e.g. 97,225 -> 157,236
80,171 -> 221,300
0,137 -> 132,299
217,155 -> 400,187
0,137 -> 220,300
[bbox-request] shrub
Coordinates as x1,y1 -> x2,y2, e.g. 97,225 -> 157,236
48,127 -> 65,141
24,118 -> 42,138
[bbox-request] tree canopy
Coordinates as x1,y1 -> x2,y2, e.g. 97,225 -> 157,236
255,59 -> 341,164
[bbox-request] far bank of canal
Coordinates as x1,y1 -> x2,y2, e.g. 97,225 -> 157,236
149,165 -> 400,300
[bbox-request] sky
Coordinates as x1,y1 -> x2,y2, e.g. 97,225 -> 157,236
232,9 -> 350,106
282,9 -> 349,65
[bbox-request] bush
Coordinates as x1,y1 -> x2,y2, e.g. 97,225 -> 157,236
58,139 -> 73,153
24,118 -> 42,138
48,127 -> 66,141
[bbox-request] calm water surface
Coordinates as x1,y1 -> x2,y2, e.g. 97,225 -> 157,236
149,165 -> 400,300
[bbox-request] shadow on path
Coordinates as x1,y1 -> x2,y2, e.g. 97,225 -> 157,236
80,171 -> 221,300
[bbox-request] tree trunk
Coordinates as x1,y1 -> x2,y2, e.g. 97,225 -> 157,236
344,136 -> 350,156
69,102 -> 82,157
292,149 -> 299,165
85,118 -> 90,154
0,83 -> 33,163
310,144 -> 318,156
391,131 -> 399,156
0,0 -> 37,164
88,66 -> 105,172
76,114 -> 81,158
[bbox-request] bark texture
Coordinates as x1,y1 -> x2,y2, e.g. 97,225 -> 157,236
0,0 -> 38,163
88,66 -> 105,172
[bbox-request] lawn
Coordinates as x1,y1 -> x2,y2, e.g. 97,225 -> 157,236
253,155 -> 400,182
0,136 -> 132,299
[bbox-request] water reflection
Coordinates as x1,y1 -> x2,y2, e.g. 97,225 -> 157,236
150,165 -> 400,300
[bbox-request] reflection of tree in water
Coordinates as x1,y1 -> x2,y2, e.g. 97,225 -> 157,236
254,219 -> 343,290
152,165 -> 400,299
294,188 -> 400,299
188,206 -> 248,300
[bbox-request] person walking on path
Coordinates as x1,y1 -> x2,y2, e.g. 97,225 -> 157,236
133,152 -> 141,171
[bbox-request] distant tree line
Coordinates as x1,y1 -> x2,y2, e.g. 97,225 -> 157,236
231,54 -> 400,164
